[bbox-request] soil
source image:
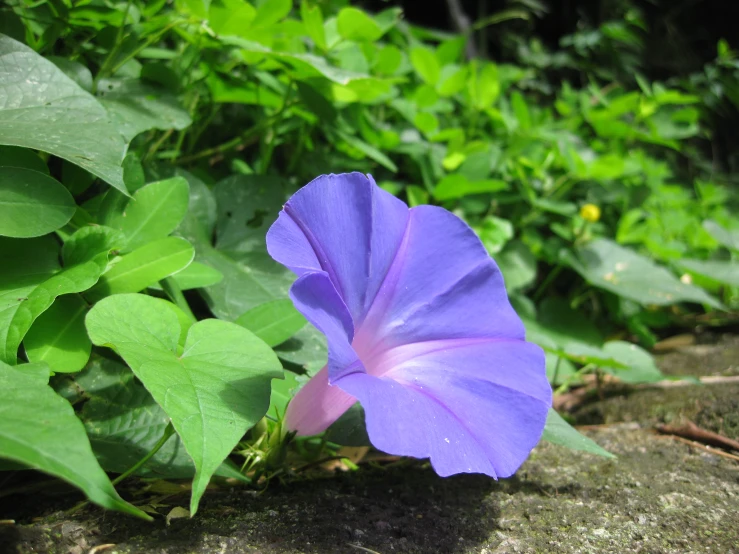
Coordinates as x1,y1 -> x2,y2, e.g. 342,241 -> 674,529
1,335 -> 738,554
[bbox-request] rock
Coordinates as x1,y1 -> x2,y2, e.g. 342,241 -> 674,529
1,337 -> 738,553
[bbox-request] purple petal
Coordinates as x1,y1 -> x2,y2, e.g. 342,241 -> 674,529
336,339 -> 550,477
268,174 -> 551,476
266,173 -> 408,324
355,205 -> 525,355
289,272 -> 363,380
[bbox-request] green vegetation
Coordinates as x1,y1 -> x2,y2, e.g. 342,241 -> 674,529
0,0 -> 736,517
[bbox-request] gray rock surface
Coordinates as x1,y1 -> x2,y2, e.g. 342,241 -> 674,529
1,336 -> 738,554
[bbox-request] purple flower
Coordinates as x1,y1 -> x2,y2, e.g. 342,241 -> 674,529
266,173 -> 551,478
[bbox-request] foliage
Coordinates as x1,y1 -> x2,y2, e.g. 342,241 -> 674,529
0,0 -> 736,517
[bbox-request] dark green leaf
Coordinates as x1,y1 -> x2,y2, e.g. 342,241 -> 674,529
0,360 -> 149,519
0,35 -> 127,193
0,167 -> 76,237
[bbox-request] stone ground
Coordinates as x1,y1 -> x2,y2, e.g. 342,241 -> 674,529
1,335 -> 738,554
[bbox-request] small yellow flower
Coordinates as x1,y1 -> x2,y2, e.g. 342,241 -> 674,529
580,203 -> 601,223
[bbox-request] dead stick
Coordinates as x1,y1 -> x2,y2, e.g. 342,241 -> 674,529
656,421 -> 739,452
659,435 -> 739,462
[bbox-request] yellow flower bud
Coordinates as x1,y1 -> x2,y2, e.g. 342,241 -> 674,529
580,203 -> 601,223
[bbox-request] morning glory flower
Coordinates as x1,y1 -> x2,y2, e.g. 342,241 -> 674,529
267,173 -> 551,478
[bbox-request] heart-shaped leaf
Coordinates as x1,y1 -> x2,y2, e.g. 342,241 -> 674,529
71,354 -> 248,481
0,35 -> 128,193
0,167 -> 76,238
86,293 -> 283,514
0,360 -> 149,519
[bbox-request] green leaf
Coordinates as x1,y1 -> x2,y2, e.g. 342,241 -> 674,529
433,174 -> 508,201
0,145 -> 48,173
703,220 -> 739,251
269,369 -> 300,419
104,177 -> 190,252
469,62 -> 500,110
220,36 -> 371,85
0,360 -> 149,519
24,294 -> 90,374
410,47 -> 440,85
97,79 -> 192,142
0,167 -> 76,237
86,293 -> 283,514
0,34 -> 127,193
566,239 -> 724,309
337,7 -> 383,42
541,409 -> 615,458
496,240 -> 537,292
676,259 -> 739,287
300,1 -> 326,50
274,325 -> 327,375
251,0 -> 291,28
335,130 -> 398,172
171,261 -> 224,290
510,91 -> 531,130
86,236 -> 195,302
235,299 -> 307,347
0,228 -> 118,364
75,354 -> 247,480
599,341 -> 664,384
475,216 -> 513,255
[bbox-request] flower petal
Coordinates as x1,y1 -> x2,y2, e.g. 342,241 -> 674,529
337,346 -> 550,478
355,205 -> 525,356
288,272 -> 362,380
283,366 -> 357,436
266,173 -> 408,324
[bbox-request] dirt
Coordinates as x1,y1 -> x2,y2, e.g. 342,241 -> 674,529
1,335 -> 738,554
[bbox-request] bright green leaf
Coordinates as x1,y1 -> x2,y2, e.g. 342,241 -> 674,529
0,228 -> 118,364
0,360 -> 149,518
86,293 -> 282,514
251,0 -> 291,28
171,261 -> 223,290
410,47 -> 440,85
300,1 -> 326,50
24,294 -> 90,374
235,299 -> 307,347
104,177 -> 190,252
337,7 -> 383,42
542,409 -> 615,458
269,369 -> 301,419
0,167 -> 76,237
433,174 -> 508,201
86,236 -> 195,302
